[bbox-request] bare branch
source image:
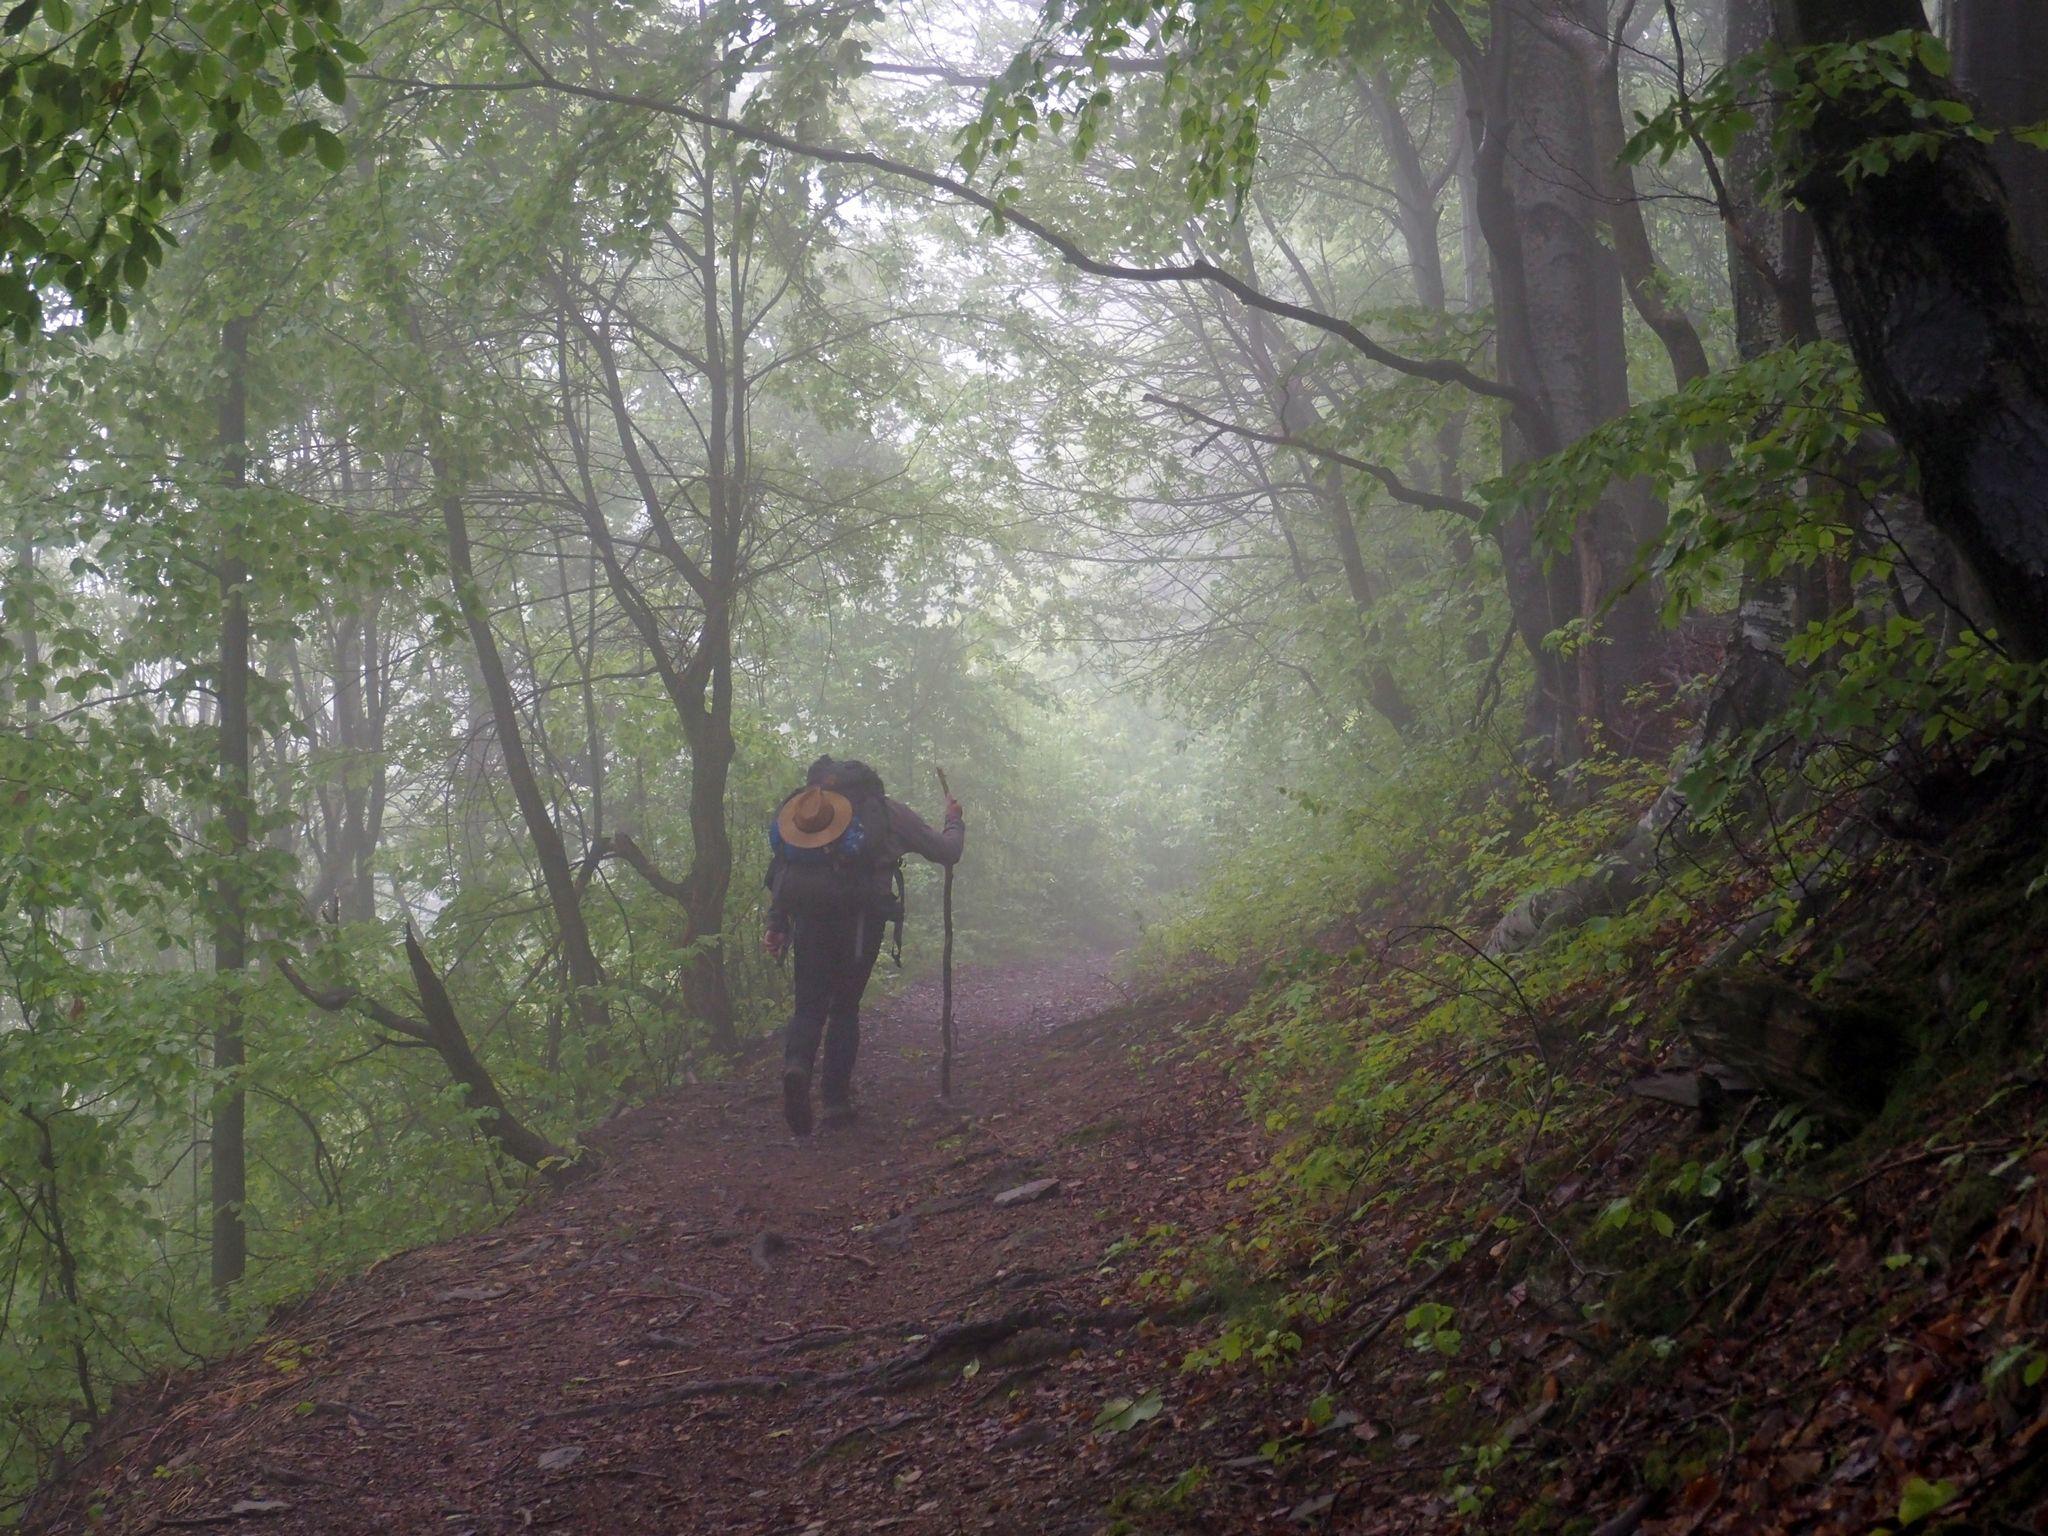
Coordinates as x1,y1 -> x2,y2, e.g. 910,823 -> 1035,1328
1142,393 -> 1484,521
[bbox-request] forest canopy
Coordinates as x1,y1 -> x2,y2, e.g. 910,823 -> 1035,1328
5,0 -> 2048,1522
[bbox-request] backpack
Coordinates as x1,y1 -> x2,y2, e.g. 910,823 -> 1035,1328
765,763 -> 907,949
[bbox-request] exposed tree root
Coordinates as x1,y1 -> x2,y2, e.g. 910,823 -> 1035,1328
529,1303 -> 1148,1424
797,1410 -> 931,1469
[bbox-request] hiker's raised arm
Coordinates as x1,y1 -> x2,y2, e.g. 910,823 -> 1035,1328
889,797 -> 965,866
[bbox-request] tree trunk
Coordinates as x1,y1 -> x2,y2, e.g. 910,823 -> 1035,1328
1498,0 -> 1663,736
326,603 -> 384,925
1567,15 -> 1716,395
282,943 -> 577,1177
1773,0 -> 2048,660
3,530 -> 35,722
679,624 -> 736,1050
403,929 -> 574,1173
1359,69 -> 1487,658
431,450 -> 611,1047
1359,69 -> 1450,314
1452,0 -> 1664,760
1728,0 -> 1821,355
1485,0 -> 1803,956
685,163 -> 743,1053
1950,0 -> 2048,271
211,315 -> 251,1298
1230,284 -> 1418,734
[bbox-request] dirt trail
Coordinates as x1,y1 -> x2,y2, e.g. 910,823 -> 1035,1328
35,955 -> 1255,1536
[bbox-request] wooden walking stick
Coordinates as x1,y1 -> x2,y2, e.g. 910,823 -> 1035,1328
935,766 -> 955,1100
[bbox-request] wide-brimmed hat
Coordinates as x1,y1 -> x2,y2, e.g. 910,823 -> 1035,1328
777,786 -> 853,849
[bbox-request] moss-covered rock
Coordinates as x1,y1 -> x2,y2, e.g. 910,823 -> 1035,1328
1677,971 -> 1922,1127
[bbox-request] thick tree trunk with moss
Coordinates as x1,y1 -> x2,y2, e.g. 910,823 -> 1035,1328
1773,0 -> 2048,659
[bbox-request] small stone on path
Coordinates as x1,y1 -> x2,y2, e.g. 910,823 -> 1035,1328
992,1178 -> 1061,1208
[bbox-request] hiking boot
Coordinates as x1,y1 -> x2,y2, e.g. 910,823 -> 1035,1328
782,1067 -> 814,1136
820,1099 -> 858,1129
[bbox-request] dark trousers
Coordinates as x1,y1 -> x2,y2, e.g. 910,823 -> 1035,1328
783,907 -> 885,1106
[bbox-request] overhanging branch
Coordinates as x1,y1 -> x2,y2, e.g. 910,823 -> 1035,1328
1143,393 -> 1485,521
369,48 -> 1532,412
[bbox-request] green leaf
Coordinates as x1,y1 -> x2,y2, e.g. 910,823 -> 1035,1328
1897,1477 -> 1959,1527
1987,1343 -> 2031,1384
313,50 -> 346,105
2,0 -> 38,35
1092,1388 -> 1164,1434
310,125 -> 346,171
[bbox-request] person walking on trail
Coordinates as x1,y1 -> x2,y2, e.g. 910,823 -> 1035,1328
764,756 -> 964,1135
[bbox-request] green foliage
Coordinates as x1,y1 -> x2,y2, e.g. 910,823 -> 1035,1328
0,0 -> 364,383
1622,29 -> 2014,199
964,0 -> 1359,208
1491,342 -> 1872,601
2,0 -> 2043,1521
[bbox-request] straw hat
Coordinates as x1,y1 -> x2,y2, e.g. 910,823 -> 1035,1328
777,786 -> 853,849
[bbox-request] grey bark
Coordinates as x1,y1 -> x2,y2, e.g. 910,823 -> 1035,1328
211,315 -> 250,1297
1450,0 -> 1665,759
1950,0 -> 2048,271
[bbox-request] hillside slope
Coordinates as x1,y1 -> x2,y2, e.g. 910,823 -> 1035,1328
27,918 -> 2048,1536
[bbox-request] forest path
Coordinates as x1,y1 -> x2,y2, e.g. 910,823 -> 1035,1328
38,954 -> 1258,1536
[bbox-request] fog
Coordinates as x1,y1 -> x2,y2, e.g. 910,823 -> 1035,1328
5,0 -> 2048,1519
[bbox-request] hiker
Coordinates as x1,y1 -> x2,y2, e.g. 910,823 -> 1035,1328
764,756 -> 964,1134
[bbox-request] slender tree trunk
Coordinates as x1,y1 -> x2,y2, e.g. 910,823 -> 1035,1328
1360,69 -> 1450,314
329,610 -> 380,923
551,536 -> 605,841
28,1109 -> 98,1421
211,315 -> 251,1298
3,530 -> 35,721
348,596 -> 390,925
1359,68 -> 1488,658
679,624 -> 736,1051
558,286 -> 736,1051
432,456 -> 611,1046
1224,237 -> 1418,733
403,929 -> 572,1172
683,157 -> 741,1052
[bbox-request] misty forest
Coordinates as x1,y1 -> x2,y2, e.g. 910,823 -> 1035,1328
5,0 -> 2048,1529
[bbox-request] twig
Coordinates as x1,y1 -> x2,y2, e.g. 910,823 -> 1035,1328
147,1508 -> 291,1531
1591,1491 -> 1658,1536
798,1410 -> 931,1469
1327,1256 -> 1458,1387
